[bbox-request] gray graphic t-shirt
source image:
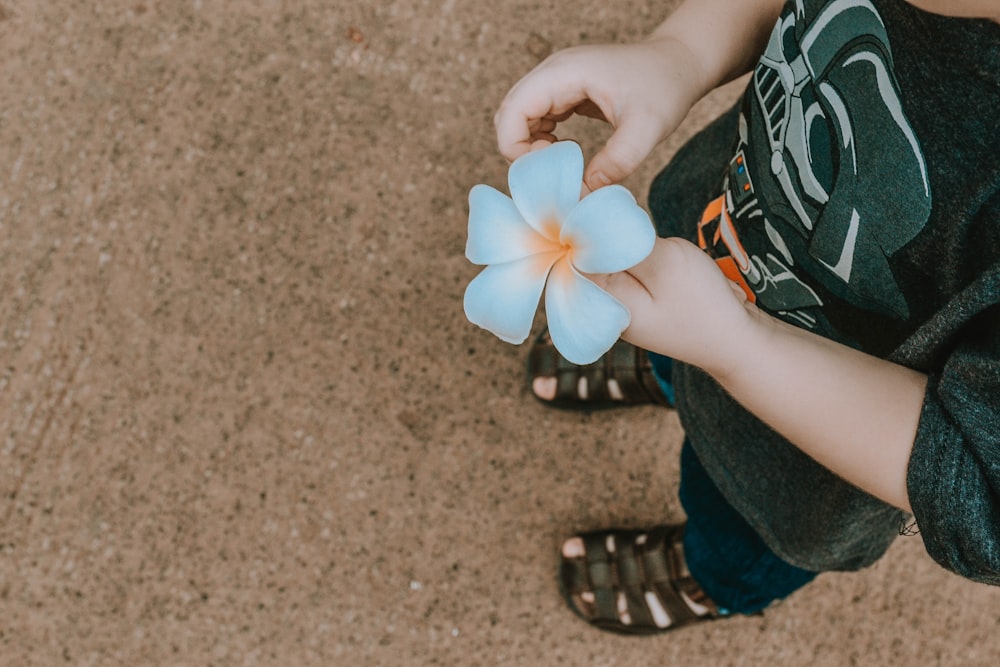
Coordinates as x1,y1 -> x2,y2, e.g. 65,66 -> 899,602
701,0 -> 932,337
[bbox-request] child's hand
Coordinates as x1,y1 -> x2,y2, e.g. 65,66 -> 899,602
591,237 -> 758,379
596,238 -> 927,513
494,38 -> 706,192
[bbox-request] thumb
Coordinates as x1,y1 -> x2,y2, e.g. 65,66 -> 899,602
584,112 -> 662,190
587,269 -> 653,322
589,269 -> 657,351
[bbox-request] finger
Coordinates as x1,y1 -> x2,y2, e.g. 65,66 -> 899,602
495,89 -> 561,161
584,110 -> 664,190
527,132 -> 559,145
602,237 -> 689,301
541,103 -> 603,124
495,71 -> 593,162
543,109 -> 575,123
527,118 -> 557,134
526,116 -> 553,129
587,269 -> 652,315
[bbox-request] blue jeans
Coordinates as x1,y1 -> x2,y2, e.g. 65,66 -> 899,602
649,352 -> 817,615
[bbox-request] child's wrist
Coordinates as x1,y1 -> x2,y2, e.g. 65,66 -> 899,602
640,33 -> 713,103
703,300 -> 773,386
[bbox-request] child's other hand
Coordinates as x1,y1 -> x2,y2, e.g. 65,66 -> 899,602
494,39 -> 705,192
591,237 -> 758,380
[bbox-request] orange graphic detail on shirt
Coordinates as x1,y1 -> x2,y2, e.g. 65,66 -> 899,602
697,195 -> 756,304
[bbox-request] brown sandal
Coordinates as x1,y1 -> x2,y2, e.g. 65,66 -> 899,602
527,329 -> 672,410
559,524 -> 722,635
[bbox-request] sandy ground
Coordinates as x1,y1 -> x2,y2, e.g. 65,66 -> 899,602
0,1 -> 997,665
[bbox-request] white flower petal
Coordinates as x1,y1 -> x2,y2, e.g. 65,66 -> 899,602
464,251 -> 562,344
466,184 -> 560,266
508,142 -> 583,240
561,185 -> 656,274
544,258 -> 631,364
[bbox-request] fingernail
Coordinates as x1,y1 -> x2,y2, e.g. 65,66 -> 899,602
589,171 -> 611,188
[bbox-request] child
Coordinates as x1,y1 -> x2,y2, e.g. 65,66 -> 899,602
494,0 -> 1000,633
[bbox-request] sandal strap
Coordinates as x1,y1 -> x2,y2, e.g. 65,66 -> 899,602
577,532 -> 658,628
580,533 -> 620,623
556,354 -> 612,403
561,524 -> 719,635
614,536 -> 657,628
528,330 -> 671,409
607,339 -> 661,404
643,525 -> 719,622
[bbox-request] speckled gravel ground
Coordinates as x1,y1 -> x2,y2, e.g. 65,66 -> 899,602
0,1 -> 997,665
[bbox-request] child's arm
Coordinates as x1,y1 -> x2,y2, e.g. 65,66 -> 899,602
594,238 -> 926,511
494,0 -> 784,191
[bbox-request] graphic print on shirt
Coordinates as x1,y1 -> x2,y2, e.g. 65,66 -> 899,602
698,0 -> 931,331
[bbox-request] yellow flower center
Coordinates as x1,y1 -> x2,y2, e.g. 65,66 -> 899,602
540,218 -> 562,243
537,217 -> 576,264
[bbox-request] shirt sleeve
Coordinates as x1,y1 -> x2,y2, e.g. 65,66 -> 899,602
906,301 -> 1000,585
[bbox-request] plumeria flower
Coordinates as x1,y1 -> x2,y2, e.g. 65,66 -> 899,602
463,141 -> 656,364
